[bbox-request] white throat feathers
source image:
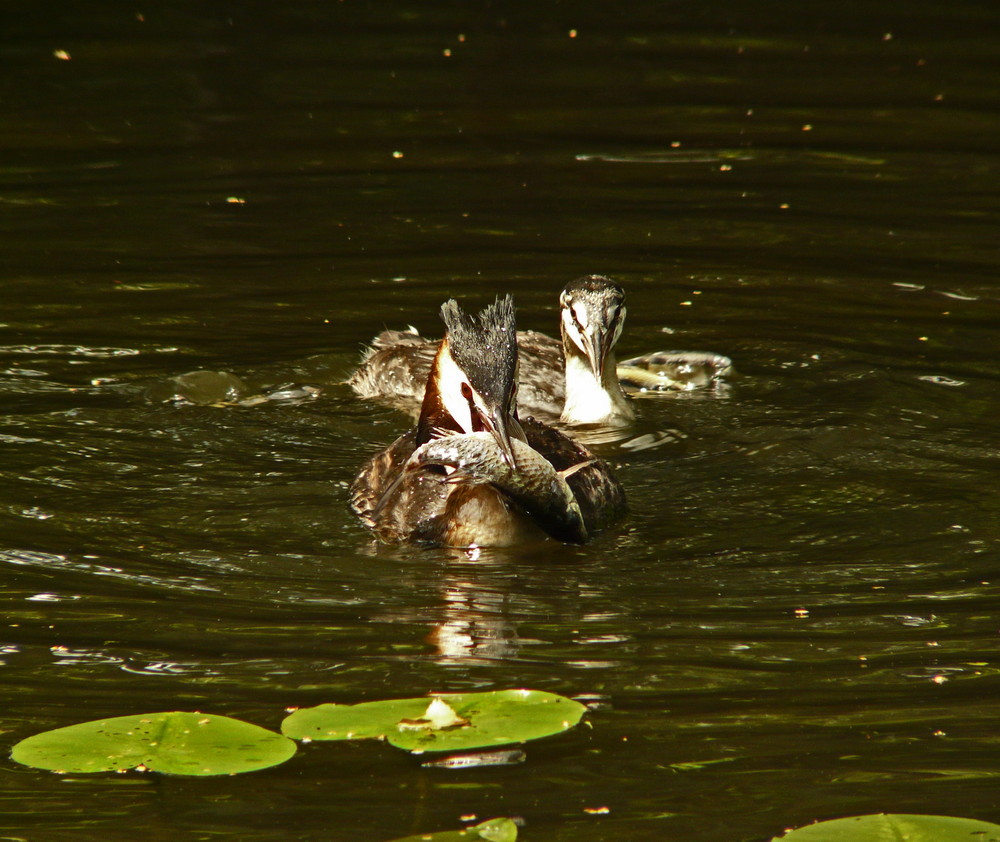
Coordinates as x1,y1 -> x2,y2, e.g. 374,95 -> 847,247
434,339 -> 477,433
561,350 -> 633,425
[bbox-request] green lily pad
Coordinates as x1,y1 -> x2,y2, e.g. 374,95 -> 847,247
773,813 -> 1000,841
389,817 -> 517,842
282,689 -> 587,753
11,711 -> 296,776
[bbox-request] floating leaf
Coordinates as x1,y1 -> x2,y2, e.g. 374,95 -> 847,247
388,817 -> 517,842
773,813 -> 1000,841
282,689 -> 586,753
284,697 -> 431,742
11,711 -> 296,776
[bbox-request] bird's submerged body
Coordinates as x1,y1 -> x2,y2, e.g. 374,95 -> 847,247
618,350 -> 734,392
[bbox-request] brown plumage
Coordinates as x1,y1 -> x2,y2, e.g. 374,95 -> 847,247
349,295 -> 626,547
348,276 -> 633,427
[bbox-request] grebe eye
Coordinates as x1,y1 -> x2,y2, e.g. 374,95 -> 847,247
460,382 -> 474,401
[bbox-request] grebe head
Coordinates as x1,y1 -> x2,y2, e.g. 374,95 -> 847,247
559,275 -> 626,379
434,295 -> 523,468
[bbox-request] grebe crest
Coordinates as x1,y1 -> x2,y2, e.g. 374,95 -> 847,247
422,296 -> 524,467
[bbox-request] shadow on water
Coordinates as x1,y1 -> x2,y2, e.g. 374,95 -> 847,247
3,2 -> 1000,840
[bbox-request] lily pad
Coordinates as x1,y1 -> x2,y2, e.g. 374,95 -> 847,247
389,817 -> 517,842
282,689 -> 587,753
773,813 -> 1000,841
11,711 -> 296,776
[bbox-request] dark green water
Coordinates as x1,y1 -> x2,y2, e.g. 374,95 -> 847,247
3,3 -> 1000,840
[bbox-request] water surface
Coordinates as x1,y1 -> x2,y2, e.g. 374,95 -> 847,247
2,3 -> 1000,840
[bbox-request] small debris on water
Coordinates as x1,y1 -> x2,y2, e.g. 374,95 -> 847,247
421,749 -> 525,769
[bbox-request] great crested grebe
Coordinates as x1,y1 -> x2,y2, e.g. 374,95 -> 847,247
348,275 -> 635,428
349,295 -> 626,547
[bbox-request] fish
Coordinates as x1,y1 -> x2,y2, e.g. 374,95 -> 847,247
408,431 -> 590,544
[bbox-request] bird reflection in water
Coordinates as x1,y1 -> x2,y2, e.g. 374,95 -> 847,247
425,546 -> 523,664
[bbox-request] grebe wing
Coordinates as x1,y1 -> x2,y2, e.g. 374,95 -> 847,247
512,330 -> 565,422
349,429 -> 419,522
368,329 -> 432,351
347,337 -> 437,405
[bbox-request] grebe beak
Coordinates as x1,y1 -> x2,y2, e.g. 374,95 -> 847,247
476,404 -> 522,470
